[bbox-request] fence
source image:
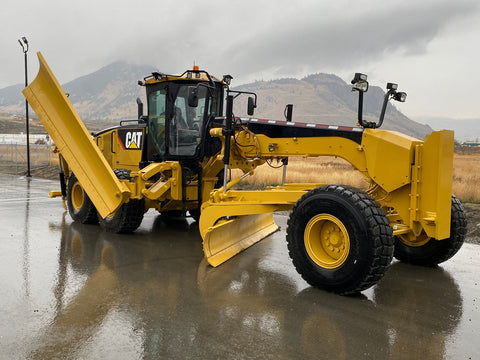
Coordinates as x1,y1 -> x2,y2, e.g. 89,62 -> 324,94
0,143 -> 52,175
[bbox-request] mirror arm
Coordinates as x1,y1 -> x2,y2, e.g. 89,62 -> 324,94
358,91 -> 365,126
136,97 -> 144,119
357,91 -> 373,128
226,89 -> 258,116
377,90 -> 394,129
222,95 -> 234,192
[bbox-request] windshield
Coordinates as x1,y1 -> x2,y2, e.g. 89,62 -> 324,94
169,85 -> 205,156
147,82 -> 221,158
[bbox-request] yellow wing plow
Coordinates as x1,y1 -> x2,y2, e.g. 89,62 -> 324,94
22,52 -> 130,218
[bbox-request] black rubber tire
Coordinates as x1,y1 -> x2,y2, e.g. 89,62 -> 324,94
98,169 -> 145,233
161,210 -> 184,218
66,173 -> 99,224
286,185 -> 394,295
394,195 -> 466,266
161,209 -> 200,222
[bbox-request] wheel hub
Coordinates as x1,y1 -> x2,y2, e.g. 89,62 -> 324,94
71,182 -> 85,211
304,214 -> 350,269
397,231 -> 431,247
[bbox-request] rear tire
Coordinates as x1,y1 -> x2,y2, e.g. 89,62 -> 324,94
98,169 -> 145,233
394,195 -> 466,266
161,210 -> 184,218
286,185 -> 394,295
66,173 -> 98,224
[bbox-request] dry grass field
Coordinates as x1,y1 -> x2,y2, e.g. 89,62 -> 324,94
232,152 -> 480,203
452,153 -> 480,202
232,157 -> 367,189
3,146 -> 480,203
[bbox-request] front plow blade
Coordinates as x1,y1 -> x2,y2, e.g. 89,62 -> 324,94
203,213 -> 278,267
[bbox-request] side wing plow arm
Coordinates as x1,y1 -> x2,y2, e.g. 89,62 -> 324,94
22,52 -> 130,218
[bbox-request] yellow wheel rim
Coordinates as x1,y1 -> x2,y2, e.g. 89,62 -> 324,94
398,231 -> 431,247
71,182 -> 85,211
304,214 -> 350,269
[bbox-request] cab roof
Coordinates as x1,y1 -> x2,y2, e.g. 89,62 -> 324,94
142,68 -> 221,85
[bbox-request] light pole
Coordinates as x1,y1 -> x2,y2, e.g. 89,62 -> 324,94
18,36 -> 31,178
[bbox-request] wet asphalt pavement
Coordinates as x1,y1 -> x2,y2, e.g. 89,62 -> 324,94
0,174 -> 479,360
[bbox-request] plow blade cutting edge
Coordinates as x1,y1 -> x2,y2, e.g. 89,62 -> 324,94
202,213 -> 278,267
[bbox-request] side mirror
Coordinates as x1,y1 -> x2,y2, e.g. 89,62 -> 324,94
188,86 -> 199,107
136,97 -> 144,119
247,96 -> 256,116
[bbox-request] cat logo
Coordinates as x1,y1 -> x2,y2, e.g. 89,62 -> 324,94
118,129 -> 143,150
125,131 -> 142,149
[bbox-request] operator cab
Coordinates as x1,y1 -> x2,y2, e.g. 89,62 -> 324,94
140,68 -> 224,163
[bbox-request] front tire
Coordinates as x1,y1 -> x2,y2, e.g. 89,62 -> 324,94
66,173 -> 98,224
286,185 -> 394,295
394,195 -> 466,266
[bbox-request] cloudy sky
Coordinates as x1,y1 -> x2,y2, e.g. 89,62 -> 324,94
1,0 -> 479,120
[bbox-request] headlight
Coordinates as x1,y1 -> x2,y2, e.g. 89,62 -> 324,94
351,73 -> 369,92
395,92 -> 407,102
353,81 -> 369,92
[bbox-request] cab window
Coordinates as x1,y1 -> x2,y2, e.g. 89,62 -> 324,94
169,85 -> 208,156
148,88 -> 167,154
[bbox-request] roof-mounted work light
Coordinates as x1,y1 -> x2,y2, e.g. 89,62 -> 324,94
351,73 -> 369,92
222,74 -> 233,86
387,82 -> 398,91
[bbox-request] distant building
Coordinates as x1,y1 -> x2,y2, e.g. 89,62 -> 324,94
0,134 -> 53,145
462,141 -> 480,147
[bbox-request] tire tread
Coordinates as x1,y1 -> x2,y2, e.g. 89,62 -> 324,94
287,185 -> 394,295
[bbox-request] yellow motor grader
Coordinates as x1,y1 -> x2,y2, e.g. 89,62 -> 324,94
23,53 -> 466,295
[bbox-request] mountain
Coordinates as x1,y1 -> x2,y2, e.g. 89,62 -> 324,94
233,74 -> 432,139
0,63 -> 432,138
0,84 -> 25,114
415,116 -> 480,142
62,61 -> 152,121
0,61 -> 153,126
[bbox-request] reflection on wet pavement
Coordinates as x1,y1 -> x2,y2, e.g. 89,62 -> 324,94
0,174 -> 479,359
